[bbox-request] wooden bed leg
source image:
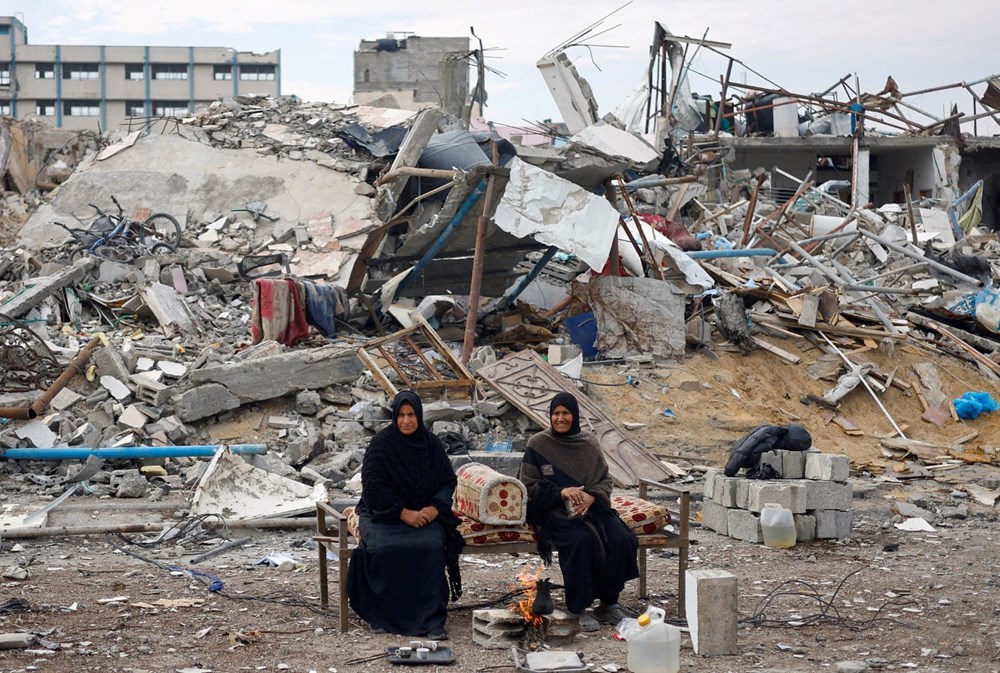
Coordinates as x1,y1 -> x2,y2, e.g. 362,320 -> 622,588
318,544 -> 328,608
339,552 -> 350,633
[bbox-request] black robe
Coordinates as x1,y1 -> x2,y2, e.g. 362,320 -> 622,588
519,427 -> 639,614
346,392 -> 463,635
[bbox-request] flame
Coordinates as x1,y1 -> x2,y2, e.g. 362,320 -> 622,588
512,564 -> 544,627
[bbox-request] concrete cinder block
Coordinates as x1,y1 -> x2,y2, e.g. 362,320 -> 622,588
736,479 -> 750,510
701,500 -> 729,536
758,450 -> 782,475
713,476 -> 739,508
793,513 -> 816,542
813,509 -> 852,539
805,452 -> 850,482
728,509 -> 762,543
805,480 -> 853,511
703,468 -> 718,500
747,481 -> 806,513
780,450 -> 806,479
685,569 -> 739,656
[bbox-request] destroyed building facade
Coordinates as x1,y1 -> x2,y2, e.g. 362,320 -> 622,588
0,15 -> 280,131
353,34 -> 470,118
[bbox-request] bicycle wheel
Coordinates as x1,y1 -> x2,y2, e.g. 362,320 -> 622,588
140,213 -> 182,249
68,245 -> 91,262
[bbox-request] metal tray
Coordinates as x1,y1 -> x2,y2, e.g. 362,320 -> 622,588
511,647 -> 589,673
387,646 -> 456,666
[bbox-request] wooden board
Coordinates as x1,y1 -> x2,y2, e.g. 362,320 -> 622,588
476,350 -> 675,487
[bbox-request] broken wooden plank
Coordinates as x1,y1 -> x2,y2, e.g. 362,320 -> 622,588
752,336 -> 803,364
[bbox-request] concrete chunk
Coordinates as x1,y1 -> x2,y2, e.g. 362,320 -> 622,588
703,468 -> 718,500
174,383 -> 241,422
189,345 -> 364,404
747,481 -> 806,513
94,346 -> 132,383
685,569 -> 738,656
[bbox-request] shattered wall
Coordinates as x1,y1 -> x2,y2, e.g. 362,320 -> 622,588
587,276 -> 686,360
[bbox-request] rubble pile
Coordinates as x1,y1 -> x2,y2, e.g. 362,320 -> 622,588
1,20 -> 999,533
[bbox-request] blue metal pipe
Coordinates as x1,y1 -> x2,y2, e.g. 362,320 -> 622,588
685,248 -> 776,259
394,179 -> 487,297
488,245 -> 558,316
0,444 -> 267,461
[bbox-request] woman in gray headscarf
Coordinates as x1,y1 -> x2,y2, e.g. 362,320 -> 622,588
519,392 -> 639,632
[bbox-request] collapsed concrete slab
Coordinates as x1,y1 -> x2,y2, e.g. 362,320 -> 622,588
188,345 -> 364,404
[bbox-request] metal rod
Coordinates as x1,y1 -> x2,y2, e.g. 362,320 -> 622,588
616,175 -> 664,280
489,246 -> 558,316
0,334 -> 102,421
461,172 -> 497,364
685,248 -> 776,259
394,179 -> 487,298
0,444 -> 267,460
857,228 -> 983,286
818,331 -> 906,438
188,537 -> 253,564
904,184 -> 919,244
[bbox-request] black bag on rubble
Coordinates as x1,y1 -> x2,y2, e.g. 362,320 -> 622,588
723,423 -> 812,477
437,431 -> 471,456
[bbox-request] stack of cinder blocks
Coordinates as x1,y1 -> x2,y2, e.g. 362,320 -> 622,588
702,450 -> 852,543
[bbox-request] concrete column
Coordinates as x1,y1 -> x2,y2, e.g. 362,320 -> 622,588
685,569 -> 738,656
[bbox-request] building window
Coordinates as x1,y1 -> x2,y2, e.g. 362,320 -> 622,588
125,100 -> 147,117
0,103 -> 11,116
64,100 -> 100,116
0,64 -> 9,87
151,64 -> 188,80
0,25 -> 9,36
35,63 -> 55,79
125,64 -> 145,80
63,63 -> 100,80
363,68 -> 370,83
239,64 -> 276,81
213,65 -> 232,81
152,100 -> 190,116
36,100 -> 56,116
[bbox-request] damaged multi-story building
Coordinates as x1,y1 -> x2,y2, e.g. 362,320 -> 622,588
0,15 -> 280,131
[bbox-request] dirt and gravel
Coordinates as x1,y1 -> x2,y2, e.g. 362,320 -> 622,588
3,344 -> 1000,673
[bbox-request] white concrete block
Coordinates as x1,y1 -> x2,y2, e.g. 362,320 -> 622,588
703,468 -> 718,500
805,480 -> 853,511
701,500 -> 729,536
813,509 -> 852,539
793,514 -> 816,542
805,452 -> 850,482
780,450 -> 806,479
685,569 -> 739,656
728,509 -> 762,543
713,476 -> 739,508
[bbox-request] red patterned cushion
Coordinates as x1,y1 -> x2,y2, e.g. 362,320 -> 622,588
453,462 -> 527,525
458,513 -> 537,545
612,496 -> 670,534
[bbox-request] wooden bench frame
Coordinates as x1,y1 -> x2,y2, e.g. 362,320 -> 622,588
315,478 -> 690,633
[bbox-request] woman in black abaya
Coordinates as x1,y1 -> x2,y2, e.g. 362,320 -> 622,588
347,391 -> 463,639
518,392 -> 639,632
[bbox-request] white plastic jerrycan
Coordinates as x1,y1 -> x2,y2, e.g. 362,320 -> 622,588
627,606 -> 680,673
760,502 -> 797,548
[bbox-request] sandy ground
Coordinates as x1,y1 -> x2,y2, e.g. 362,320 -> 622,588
3,334 -> 1000,672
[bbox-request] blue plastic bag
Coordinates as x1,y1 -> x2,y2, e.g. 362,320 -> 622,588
952,392 -> 1000,420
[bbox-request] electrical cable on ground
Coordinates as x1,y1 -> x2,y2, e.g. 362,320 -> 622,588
741,565 -> 920,632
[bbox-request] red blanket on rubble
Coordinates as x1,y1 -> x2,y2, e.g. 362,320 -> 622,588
251,279 -> 310,346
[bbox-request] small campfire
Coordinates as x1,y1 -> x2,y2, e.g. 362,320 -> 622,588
512,565 -> 546,646
470,565 -> 581,650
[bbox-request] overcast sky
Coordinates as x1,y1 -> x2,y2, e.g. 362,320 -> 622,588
14,0 -> 1000,135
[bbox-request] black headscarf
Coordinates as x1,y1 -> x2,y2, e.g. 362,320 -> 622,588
389,390 -> 433,450
548,392 -> 582,436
